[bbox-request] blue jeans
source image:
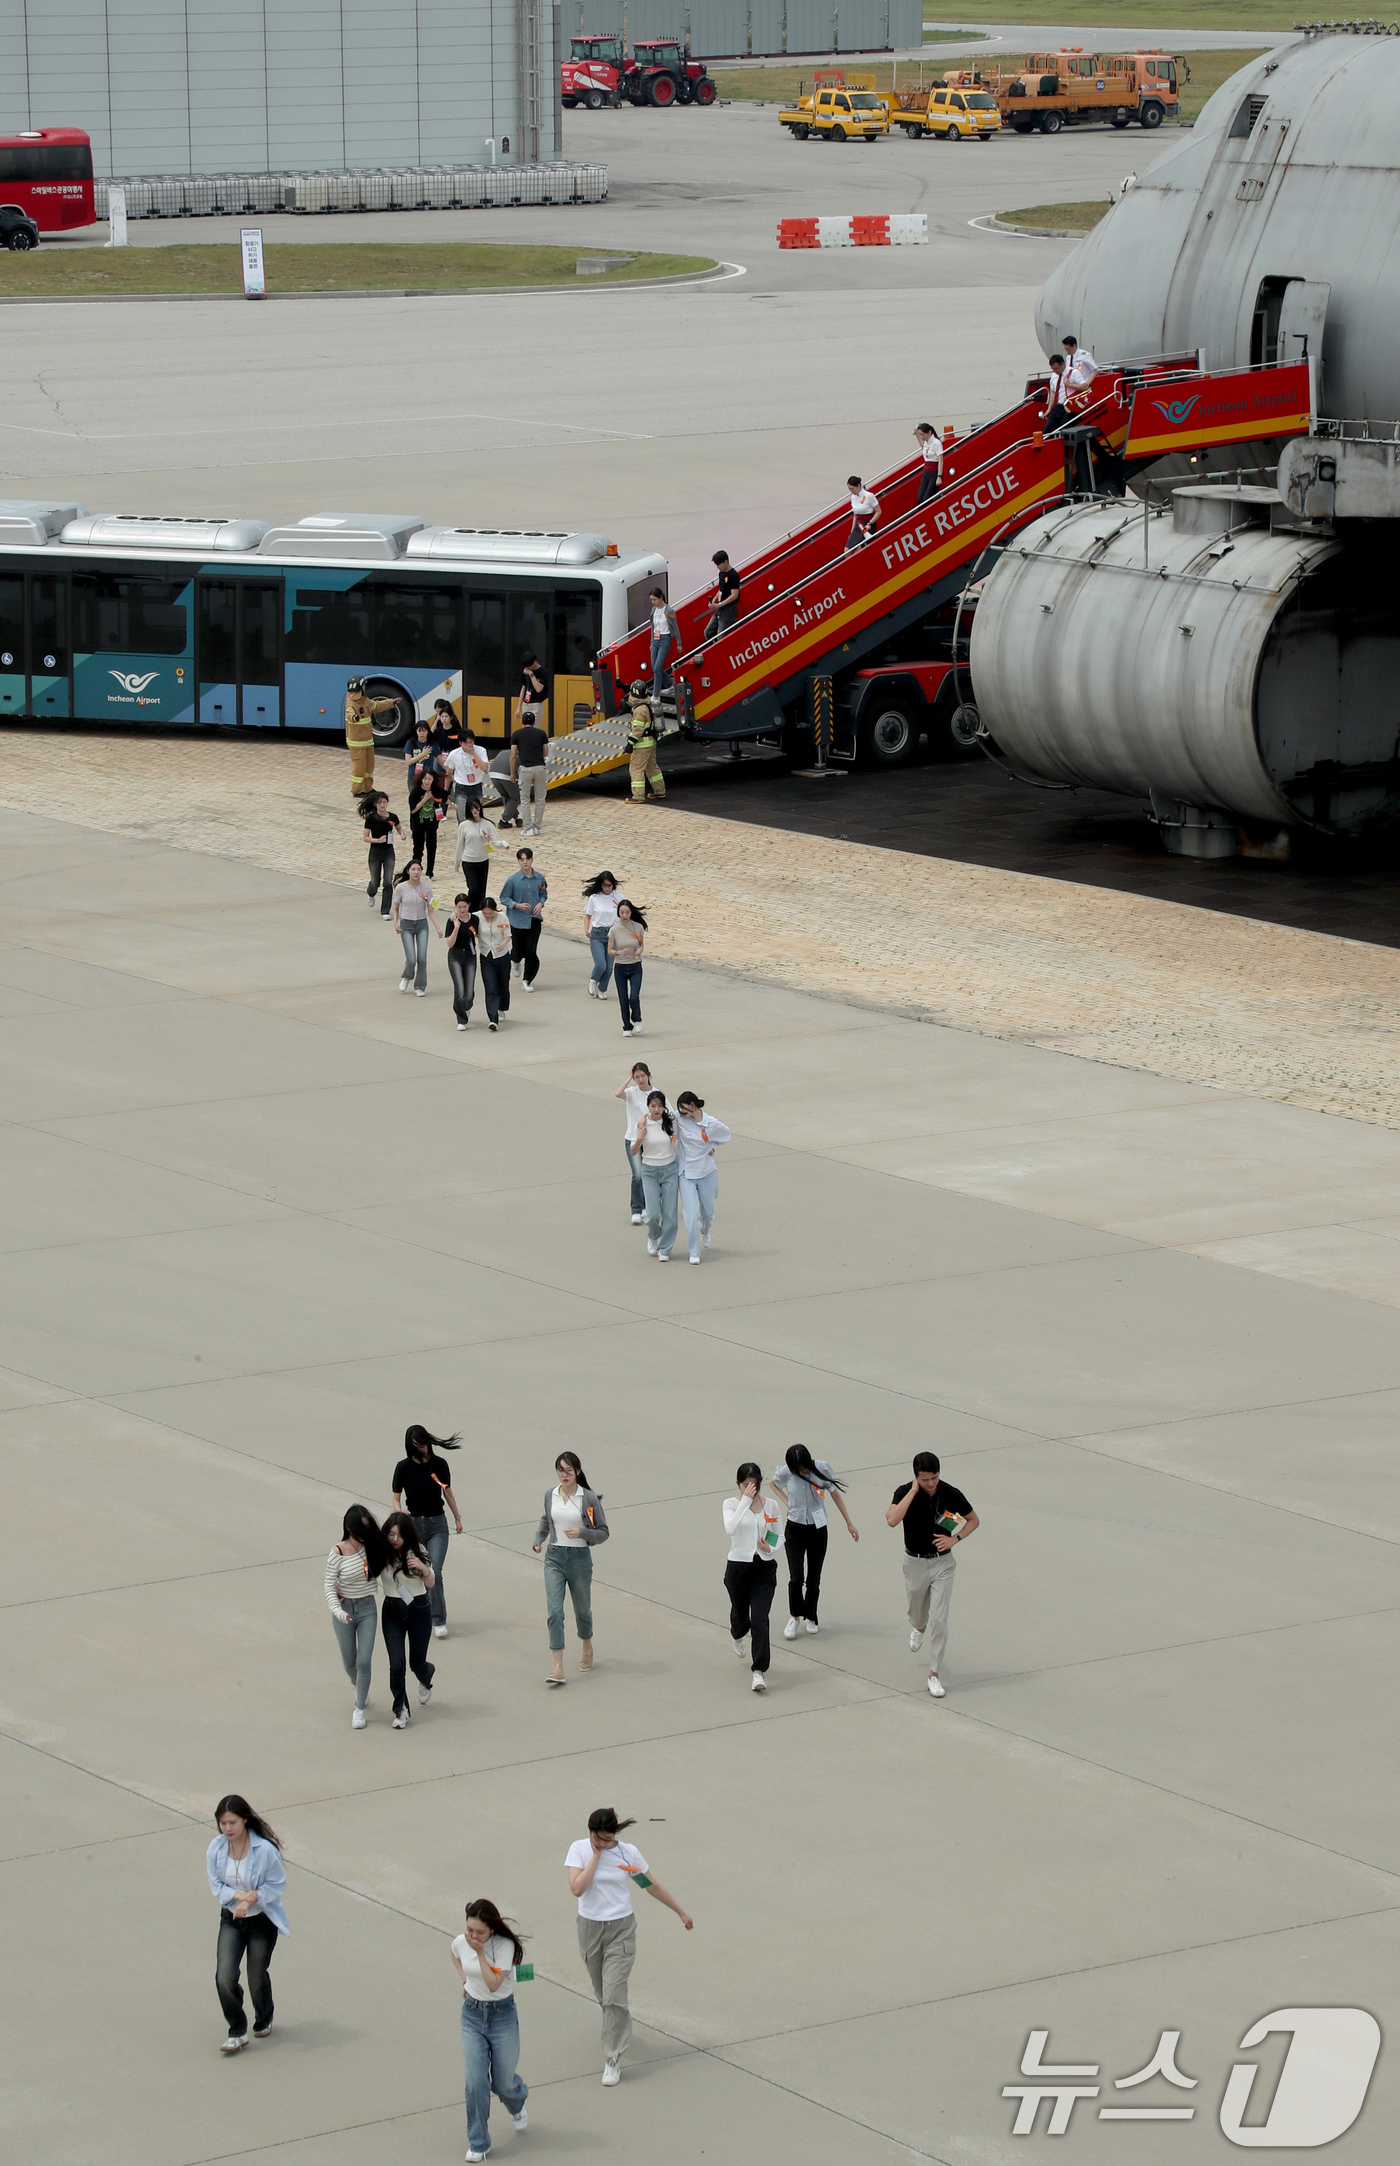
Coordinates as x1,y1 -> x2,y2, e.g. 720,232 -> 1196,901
650,633 -> 676,694
544,1543 -> 594,1651
615,961 -> 642,1028
460,1991 -> 527,2156
331,1594 -> 377,1709
626,1136 -> 644,1216
398,917 -> 429,990
412,1513 -> 450,1628
642,1159 -> 679,1258
589,927 -> 614,991
680,1168 -> 719,1261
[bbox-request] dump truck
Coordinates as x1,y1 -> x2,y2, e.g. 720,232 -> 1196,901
779,86 -> 889,141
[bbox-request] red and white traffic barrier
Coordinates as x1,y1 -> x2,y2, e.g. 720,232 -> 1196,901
778,214 -> 927,249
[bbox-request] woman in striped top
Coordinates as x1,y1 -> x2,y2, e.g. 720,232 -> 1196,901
326,1504 -> 389,1728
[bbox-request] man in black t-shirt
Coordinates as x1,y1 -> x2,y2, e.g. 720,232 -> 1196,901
704,550 -> 741,640
511,719 -> 551,837
886,1450 -> 978,1699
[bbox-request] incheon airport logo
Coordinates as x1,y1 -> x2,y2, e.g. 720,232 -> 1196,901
1151,393 -> 1204,428
109,669 -> 160,693
1002,2009 -> 1381,2144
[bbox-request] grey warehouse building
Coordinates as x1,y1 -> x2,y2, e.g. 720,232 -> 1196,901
564,0 -> 921,58
0,0 -> 563,175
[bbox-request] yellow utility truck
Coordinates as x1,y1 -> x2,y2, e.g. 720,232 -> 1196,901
895,84 -> 1002,140
779,86 -> 890,141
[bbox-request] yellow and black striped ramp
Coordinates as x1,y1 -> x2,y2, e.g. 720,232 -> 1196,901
545,712 -> 679,791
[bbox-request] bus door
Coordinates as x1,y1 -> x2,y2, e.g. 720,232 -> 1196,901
197,578 -> 282,726
554,588 -> 602,736
0,574 -> 23,717
30,575 -> 70,718
466,591 -> 506,739
508,591 -> 552,734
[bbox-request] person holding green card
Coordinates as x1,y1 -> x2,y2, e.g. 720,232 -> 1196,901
451,1898 -> 531,2161
565,1807 -> 693,2086
723,1462 -> 782,1692
886,1451 -> 979,1699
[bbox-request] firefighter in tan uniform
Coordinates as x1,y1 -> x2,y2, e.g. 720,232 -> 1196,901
345,678 -> 397,797
625,695 -> 666,804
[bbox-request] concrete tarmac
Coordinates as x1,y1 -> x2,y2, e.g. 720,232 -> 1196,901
2,806 -> 1396,2165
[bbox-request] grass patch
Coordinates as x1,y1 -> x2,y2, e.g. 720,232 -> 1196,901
927,0 -> 1294,27
998,200 -> 1110,233
0,241 -> 714,300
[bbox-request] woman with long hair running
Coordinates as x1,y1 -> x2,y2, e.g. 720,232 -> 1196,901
451,1898 -> 531,2160
392,1425 -> 463,1638
607,899 -> 647,1036
207,1795 -> 289,2053
533,1450 -> 610,1686
629,1087 -> 677,1260
392,861 -> 440,996
359,791 -> 402,918
566,1806 -> 692,2087
453,796 -> 500,913
723,1461 -> 783,1693
441,893 -> 478,1032
326,1504 -> 388,1728
771,1443 -> 859,1640
582,871 -> 626,998
381,1511 -> 437,1729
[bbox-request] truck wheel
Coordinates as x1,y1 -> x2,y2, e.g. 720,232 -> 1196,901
648,72 -> 676,105
1039,110 -> 1063,134
830,124 -> 846,141
1140,99 -> 1164,128
947,701 -> 983,757
696,77 -> 717,104
584,89 -> 603,109
1013,120 -> 1034,133
944,123 -> 961,142
561,95 -> 578,107
1111,108 -> 1129,127
791,124 -> 809,139
859,703 -> 916,768
862,129 -> 878,142
902,122 -> 924,138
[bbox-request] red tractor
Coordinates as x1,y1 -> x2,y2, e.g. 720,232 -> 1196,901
626,38 -> 717,106
560,34 -> 628,107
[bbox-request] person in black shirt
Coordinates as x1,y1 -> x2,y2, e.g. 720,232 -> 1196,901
704,551 -> 740,640
392,1425 -> 464,1637
358,791 -> 403,917
442,893 -> 478,1031
885,1451 -> 978,1699
408,768 -> 450,877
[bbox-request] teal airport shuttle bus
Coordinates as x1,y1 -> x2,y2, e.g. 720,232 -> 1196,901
0,506 -> 667,748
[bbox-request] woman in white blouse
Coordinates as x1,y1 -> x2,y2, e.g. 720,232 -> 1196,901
452,797 -> 501,913
206,1793 -> 289,2052
582,870 -> 625,997
533,1451 -> 611,1686
629,1088 -> 678,1259
325,1504 -> 388,1728
450,1898 -> 531,2160
723,1462 -> 784,1693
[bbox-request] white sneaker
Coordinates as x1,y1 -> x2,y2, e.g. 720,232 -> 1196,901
656,1251 -> 670,1262
434,1625 -> 448,1639
631,1213 -> 645,1225
909,1629 -> 924,1652
647,1237 -> 658,1255
733,1635 -> 749,1658
783,1617 -> 799,1640
456,1022 -> 467,1031
927,1673 -> 946,1698
466,2151 -> 489,2161
512,2105 -> 528,2130
602,2059 -> 621,2086
392,1708 -> 409,1729
399,979 -> 411,992
418,1681 -> 433,1705
522,980 -> 534,993
351,1707 -> 367,1729
220,2034 -> 246,2054
805,1620 -> 819,1635
689,1255 -> 700,1265
415,988 -> 427,996
488,1022 -> 498,1031
751,1670 -> 767,1692
631,1024 -> 644,1035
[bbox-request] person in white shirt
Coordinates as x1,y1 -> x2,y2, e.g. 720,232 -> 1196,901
443,733 -> 489,820
450,1898 -> 531,2160
845,475 -> 880,552
533,1451 -> 610,1685
565,1806 -> 693,2085
647,588 -> 679,698
380,1511 -> 437,1727
476,897 -> 513,1029
913,422 -> 943,506
674,1091 -> 730,1265
1062,333 -> 1097,403
615,1060 -> 655,1223
723,1462 -> 783,1691
324,1504 -> 388,1727
1042,352 -> 1068,434
582,870 -> 626,997
630,1089 -> 679,1259
451,797 -> 500,912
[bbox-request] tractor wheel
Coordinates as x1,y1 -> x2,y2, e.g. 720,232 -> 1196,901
585,89 -> 603,109
1040,109 -> 1063,134
695,76 -> 717,105
648,72 -> 677,106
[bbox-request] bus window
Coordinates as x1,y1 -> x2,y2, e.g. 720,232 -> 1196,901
288,581 -> 372,664
0,575 -> 22,714
626,574 -> 657,631
31,576 -> 69,717
509,593 -> 551,727
467,592 -> 505,736
373,581 -> 462,668
554,589 -> 600,675
0,144 -> 93,180
73,572 -> 187,655
197,582 -> 238,724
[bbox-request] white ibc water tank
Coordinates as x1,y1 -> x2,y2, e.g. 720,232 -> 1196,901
971,487 -> 1400,834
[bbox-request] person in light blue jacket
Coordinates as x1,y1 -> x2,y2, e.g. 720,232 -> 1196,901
206,1794 -> 289,2053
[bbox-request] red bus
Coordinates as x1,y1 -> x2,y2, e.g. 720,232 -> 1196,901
0,130 -> 97,242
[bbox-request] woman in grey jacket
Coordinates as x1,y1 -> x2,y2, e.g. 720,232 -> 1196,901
533,1451 -> 610,1686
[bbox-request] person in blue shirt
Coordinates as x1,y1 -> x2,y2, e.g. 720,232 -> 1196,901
499,848 -> 548,990
206,1793 -> 289,2053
